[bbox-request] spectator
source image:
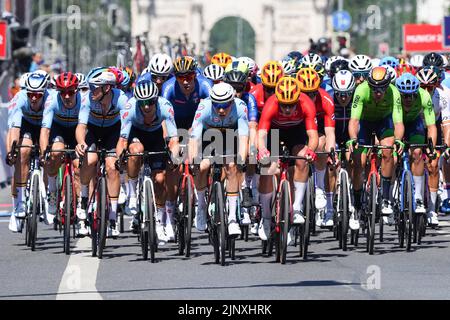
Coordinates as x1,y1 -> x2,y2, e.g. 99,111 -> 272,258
29,52 -> 43,72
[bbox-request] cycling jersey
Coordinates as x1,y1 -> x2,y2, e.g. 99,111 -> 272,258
320,80 -> 334,97
41,91 -> 84,129
351,81 -> 403,123
78,88 -> 129,127
240,92 -> 258,122
190,98 -> 249,140
161,75 -> 212,129
402,88 -> 435,126
245,81 -> 256,93
314,88 -> 335,128
8,90 -> 54,128
333,95 -> 352,144
120,96 -> 177,139
250,83 -> 272,114
433,85 -> 450,123
258,94 -> 317,131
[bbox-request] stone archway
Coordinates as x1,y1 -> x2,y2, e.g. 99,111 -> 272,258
209,16 -> 255,59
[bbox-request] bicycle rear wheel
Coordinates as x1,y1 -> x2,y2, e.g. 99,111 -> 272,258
340,173 -> 349,251
404,174 -> 413,252
30,175 -> 40,252
145,180 -> 157,263
215,182 -> 226,266
185,177 -> 194,257
302,173 -> 313,260
279,181 -> 291,264
97,177 -> 107,259
64,174 -> 72,255
368,175 -> 377,255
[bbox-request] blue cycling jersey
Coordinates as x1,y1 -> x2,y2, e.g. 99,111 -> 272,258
321,80 -> 334,97
240,92 -> 258,122
120,96 -> 178,139
78,88 -> 129,127
8,90 -> 54,128
41,92 -> 83,129
190,98 -> 249,139
441,72 -> 450,89
161,75 -> 212,129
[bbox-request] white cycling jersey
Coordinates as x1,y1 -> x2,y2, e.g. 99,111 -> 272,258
433,85 -> 450,125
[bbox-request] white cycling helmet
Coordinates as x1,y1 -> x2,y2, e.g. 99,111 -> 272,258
203,64 -> 225,82
302,53 -> 322,66
75,73 -> 89,89
332,70 -> 356,92
280,59 -> 296,76
239,57 -> 257,76
19,72 -> 31,89
210,82 -> 235,104
349,55 -> 372,72
88,70 -> 117,86
325,56 -> 344,72
149,53 -> 173,76
141,67 -> 151,75
134,80 -> 159,100
409,54 -> 424,68
371,58 -> 381,67
382,65 -> 397,83
34,69 -> 50,85
26,73 -> 48,92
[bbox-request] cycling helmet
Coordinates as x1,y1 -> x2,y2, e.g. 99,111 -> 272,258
34,70 -> 50,85
409,54 -> 424,68
416,66 -> 440,86
120,69 -> 131,87
134,80 -> 159,101
396,63 -> 417,77
238,57 -> 258,76
260,61 -> 284,88
332,70 -> 356,92
141,67 -> 151,75
107,66 -> 124,85
280,59 -> 297,76
286,51 -> 303,64
371,58 -> 381,67
383,65 -> 397,83
19,73 -> 31,89
367,66 -> 391,88
423,52 -> 444,68
395,73 -> 420,94
349,55 -> 372,72
203,64 -> 225,82
174,56 -> 198,75
380,56 -> 399,69
87,68 -> 117,86
49,74 -> 57,88
329,59 -> 350,77
224,61 -> 249,84
310,62 -> 326,79
56,72 -> 79,90
302,53 -> 322,66
443,55 -> 449,68
325,56 -> 344,72
296,68 -> 321,92
26,73 -> 48,92
136,72 -> 152,85
276,76 -> 301,104
211,52 -> 232,69
210,82 -> 235,104
149,53 -> 173,76
75,73 -> 88,88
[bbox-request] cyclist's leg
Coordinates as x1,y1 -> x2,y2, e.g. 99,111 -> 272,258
224,162 -> 242,236
315,134 -> 327,210
353,120 -> 372,212
46,124 -> 65,216
127,140 -> 143,224
377,116 -> 395,215
407,119 -> 427,212
193,158 -> 211,232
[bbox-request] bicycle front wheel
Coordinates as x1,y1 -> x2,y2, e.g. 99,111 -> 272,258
97,177 -> 107,259
340,173 -> 349,252
302,173 -> 313,260
279,180 -> 291,264
368,175 -> 377,255
214,182 -> 226,266
404,174 -> 413,252
64,174 -> 72,255
144,180 -> 156,263
185,177 -> 194,258
30,175 -> 40,252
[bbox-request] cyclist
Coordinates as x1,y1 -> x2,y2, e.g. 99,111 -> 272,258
347,66 -> 404,220
6,73 -> 54,232
250,61 -> 284,115
203,64 -> 224,84
149,53 -> 174,92
161,56 -> 212,232
416,66 -> 450,223
395,73 -> 437,220
349,55 -> 372,86
40,72 -> 84,231
296,67 -> 336,227
302,52 -> 322,66
117,79 -> 180,243
75,68 -> 130,238
332,70 -> 360,230
210,52 -> 233,69
257,77 -> 318,241
188,82 -> 249,236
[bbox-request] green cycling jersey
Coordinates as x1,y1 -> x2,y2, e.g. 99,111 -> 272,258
402,88 -> 435,126
351,81 -> 403,123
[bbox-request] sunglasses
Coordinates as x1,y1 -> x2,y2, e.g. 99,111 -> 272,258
353,72 -> 370,79
89,84 -> 102,91
336,91 -> 353,98
421,84 -> 436,92
401,93 -> 418,99
370,86 -> 388,94
153,75 -> 169,82
212,101 -> 233,110
80,87 -> 90,92
58,89 -> 77,97
27,92 -> 44,100
138,98 -> 158,107
279,102 -> 297,110
176,73 -> 195,82
230,83 -> 245,93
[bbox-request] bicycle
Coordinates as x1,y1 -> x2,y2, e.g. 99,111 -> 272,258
45,147 -> 78,255
356,134 -> 394,255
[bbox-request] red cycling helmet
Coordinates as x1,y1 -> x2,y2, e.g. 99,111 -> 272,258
396,63 -> 417,77
56,72 -> 79,90
108,67 -> 125,85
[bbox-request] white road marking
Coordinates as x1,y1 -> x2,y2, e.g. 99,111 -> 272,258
56,237 -> 103,300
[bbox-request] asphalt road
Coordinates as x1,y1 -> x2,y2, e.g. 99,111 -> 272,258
1,187 -> 450,301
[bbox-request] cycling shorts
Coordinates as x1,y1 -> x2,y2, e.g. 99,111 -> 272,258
85,122 -> 121,156
50,123 -> 77,149
19,119 -> 41,144
404,117 -> 425,144
128,125 -> 168,171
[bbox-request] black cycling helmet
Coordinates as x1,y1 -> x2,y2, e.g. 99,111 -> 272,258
329,59 -> 350,77
423,52 -> 444,68
286,51 -> 303,64
173,56 -> 198,75
368,66 -> 391,88
224,70 -> 248,84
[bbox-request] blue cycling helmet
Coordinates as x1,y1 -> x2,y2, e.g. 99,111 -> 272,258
380,56 -> 399,69
395,73 -> 420,94
120,69 -> 130,87
136,72 -> 152,85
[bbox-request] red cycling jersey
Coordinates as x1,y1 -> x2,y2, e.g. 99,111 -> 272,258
250,83 -> 273,113
258,94 -> 318,131
245,81 -> 256,93
314,88 -> 335,128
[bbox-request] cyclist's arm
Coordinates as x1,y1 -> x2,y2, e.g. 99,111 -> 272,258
392,89 -> 404,141
39,128 -> 51,156
247,94 -> 259,151
322,92 -> 336,151
75,124 -> 88,146
188,107 -> 206,164
348,86 -> 365,140
7,128 -> 20,154
115,137 -> 128,161
257,99 -> 276,152
237,103 -> 249,162
40,103 -> 55,154
307,129 -> 319,151
422,90 -> 437,145
303,94 -> 319,151
161,100 -> 180,160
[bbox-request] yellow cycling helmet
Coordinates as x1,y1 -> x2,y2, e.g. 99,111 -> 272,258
261,61 -> 284,88
211,52 -> 233,68
276,76 -> 301,104
296,67 -> 321,92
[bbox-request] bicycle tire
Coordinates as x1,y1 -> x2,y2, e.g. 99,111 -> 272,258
97,177 -> 107,259
302,174 -> 313,260
30,175 -> 39,252
119,206 -> 124,234
368,175 -> 377,255
64,174 -> 72,255
185,177 -> 194,258
279,181 -> 290,264
214,182 -> 226,266
379,209 -> 384,243
144,180 -> 157,263
140,180 -> 149,260
340,173 -> 349,251
404,174 -> 413,252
